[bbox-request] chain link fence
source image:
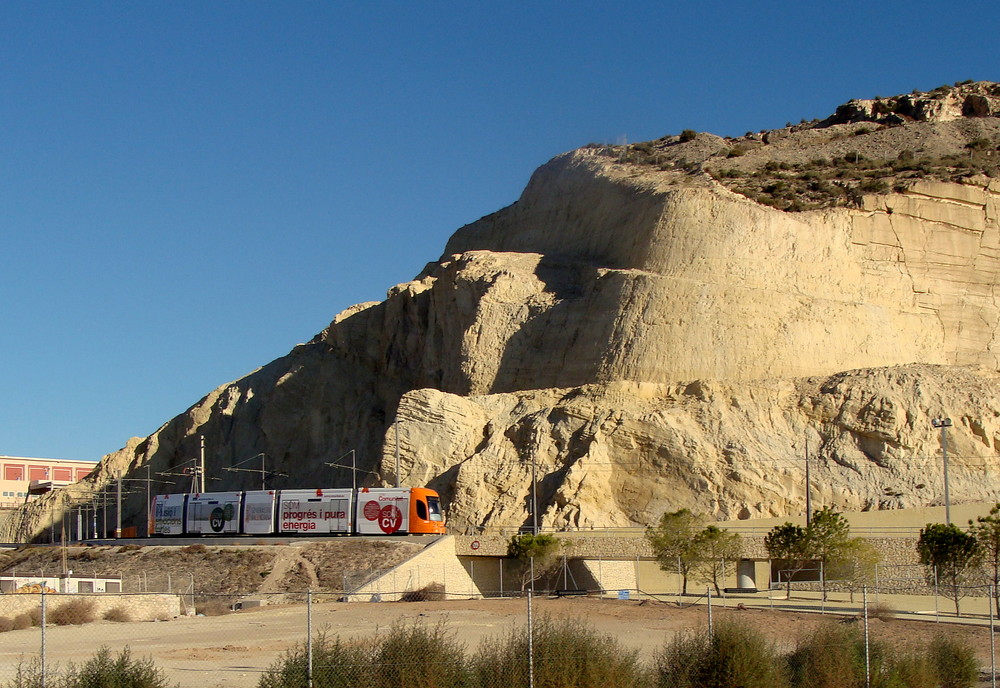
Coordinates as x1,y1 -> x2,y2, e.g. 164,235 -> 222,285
0,580 -> 998,688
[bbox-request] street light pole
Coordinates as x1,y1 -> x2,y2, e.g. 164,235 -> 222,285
394,420 -> 401,488
932,418 -> 953,525
531,455 -> 538,535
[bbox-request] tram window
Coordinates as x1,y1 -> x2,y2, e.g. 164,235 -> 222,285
427,496 -> 443,521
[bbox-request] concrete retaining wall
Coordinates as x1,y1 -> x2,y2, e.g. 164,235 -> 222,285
345,536 -> 481,602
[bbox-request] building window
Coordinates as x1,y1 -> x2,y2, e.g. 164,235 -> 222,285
3,465 -> 24,481
29,467 -> 48,481
53,468 -> 72,481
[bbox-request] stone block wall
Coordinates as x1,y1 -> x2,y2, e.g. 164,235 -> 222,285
0,593 -> 180,621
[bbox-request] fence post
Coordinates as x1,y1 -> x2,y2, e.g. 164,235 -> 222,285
307,589 -> 313,688
721,559 -> 726,608
991,584 -> 996,688
934,566 -> 940,623
41,590 -> 47,688
635,555 -> 640,596
676,556 -> 682,598
863,586 -> 871,688
874,563 -> 879,606
527,557 -> 535,688
821,560 -> 825,615
768,559 -> 773,610
707,587 -> 713,635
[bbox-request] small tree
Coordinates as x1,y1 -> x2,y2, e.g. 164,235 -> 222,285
917,523 -> 981,616
646,509 -> 702,594
764,523 -> 813,599
507,533 -> 560,592
969,503 -> 1000,617
691,526 -> 743,596
826,537 -> 881,603
808,508 -> 851,600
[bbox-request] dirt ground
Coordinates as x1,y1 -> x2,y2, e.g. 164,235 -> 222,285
0,596 -> 995,688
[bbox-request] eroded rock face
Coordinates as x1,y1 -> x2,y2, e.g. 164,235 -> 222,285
385,366 -> 1000,533
7,87 -> 1000,541
823,81 -> 1000,126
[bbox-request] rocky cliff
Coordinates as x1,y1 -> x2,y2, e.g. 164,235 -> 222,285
7,81 -> 1000,541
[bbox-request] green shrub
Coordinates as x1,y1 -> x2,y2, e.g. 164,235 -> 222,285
5,656 -> 45,688
655,620 -> 788,688
966,137 -> 992,151
259,632 -> 368,688
49,598 -> 97,626
894,647 -> 939,688
5,648 -> 172,688
63,646 -> 173,688
679,129 -> 697,143
928,634 -> 978,688
787,621 -> 908,688
788,623 -> 866,688
474,615 -> 649,688
370,621 -> 469,688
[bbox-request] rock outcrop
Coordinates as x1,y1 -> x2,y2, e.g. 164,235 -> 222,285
7,82 -> 1000,541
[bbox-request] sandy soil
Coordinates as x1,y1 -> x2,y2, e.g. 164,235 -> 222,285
0,596 -> 995,688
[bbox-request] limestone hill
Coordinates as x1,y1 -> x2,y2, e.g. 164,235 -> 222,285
6,80 -> 1000,541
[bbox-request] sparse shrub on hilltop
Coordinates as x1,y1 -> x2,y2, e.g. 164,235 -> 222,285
592,82 -> 1000,212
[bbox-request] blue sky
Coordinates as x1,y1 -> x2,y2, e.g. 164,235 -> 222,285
2,1 -> 996,461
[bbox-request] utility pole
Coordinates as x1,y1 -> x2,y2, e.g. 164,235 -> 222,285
324,450 -> 357,491
531,455 -> 538,535
116,473 -> 123,538
805,437 -> 812,528
199,435 -> 206,493
932,418 -> 953,524
394,420 -> 401,488
146,464 -> 151,537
